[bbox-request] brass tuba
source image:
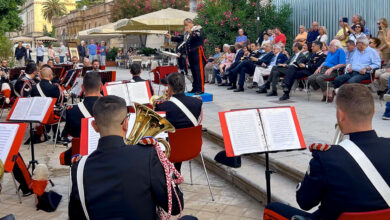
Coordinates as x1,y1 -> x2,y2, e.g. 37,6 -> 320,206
0,160 -> 3,181
125,103 -> 175,157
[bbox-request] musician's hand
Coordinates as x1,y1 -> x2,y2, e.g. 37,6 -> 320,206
278,64 -> 287,67
299,63 -> 306,68
165,34 -> 172,39
325,68 -> 334,75
0,71 -> 4,76
314,67 -> 321,74
261,63 -> 266,67
177,52 -> 181,57
250,57 -> 258,62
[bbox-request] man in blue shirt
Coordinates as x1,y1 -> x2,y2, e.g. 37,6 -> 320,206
235,29 -> 247,46
88,40 -> 97,61
99,41 -> 107,66
308,39 -> 346,102
333,37 -> 381,91
36,41 -> 45,64
306,22 -> 319,51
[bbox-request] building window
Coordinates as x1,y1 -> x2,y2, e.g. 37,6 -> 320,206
189,0 -> 197,12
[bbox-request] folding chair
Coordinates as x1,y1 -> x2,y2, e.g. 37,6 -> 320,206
338,208 -> 390,220
168,125 -> 214,201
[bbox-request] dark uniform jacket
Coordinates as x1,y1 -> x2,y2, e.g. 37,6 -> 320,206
31,79 -> 61,99
171,35 -> 187,56
296,130 -> 390,220
155,93 -> 202,129
69,135 -> 184,220
184,26 -> 204,54
305,51 -> 327,73
255,52 -> 274,67
285,52 -> 308,68
14,74 -> 40,97
64,96 -> 99,138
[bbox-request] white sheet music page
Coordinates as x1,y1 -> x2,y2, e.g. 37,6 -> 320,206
87,117 -> 100,155
70,77 -> 83,96
127,82 -> 150,104
0,124 -> 19,164
27,97 -> 53,122
259,108 -> 301,151
106,84 -> 131,106
9,98 -> 32,121
225,109 -> 267,155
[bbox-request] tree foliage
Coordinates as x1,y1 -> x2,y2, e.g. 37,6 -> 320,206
0,35 -> 15,67
194,0 -> 293,55
112,0 -> 190,22
42,0 -> 67,22
0,0 -> 25,34
76,0 -> 105,9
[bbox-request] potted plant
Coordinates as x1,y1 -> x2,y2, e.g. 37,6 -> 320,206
106,47 -> 119,67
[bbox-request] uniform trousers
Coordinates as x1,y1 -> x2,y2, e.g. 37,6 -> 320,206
253,66 -> 273,86
178,56 -> 188,75
188,48 -> 206,92
283,69 -> 313,92
268,66 -> 296,91
333,71 -> 370,89
308,67 -> 337,92
229,61 -> 256,88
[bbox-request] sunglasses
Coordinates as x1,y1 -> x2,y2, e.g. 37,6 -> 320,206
355,26 -> 361,28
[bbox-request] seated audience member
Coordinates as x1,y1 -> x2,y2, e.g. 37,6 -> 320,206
280,41 -> 327,100
294,25 -> 308,44
227,43 -> 263,91
273,27 -> 286,45
383,79 -> 390,120
281,44 -> 290,58
155,73 -> 202,171
316,26 -> 328,45
345,40 -> 356,64
261,33 -> 271,48
264,84 -> 390,220
14,61 -> 40,97
69,95 -> 184,219
0,59 -> 12,104
214,44 -> 229,85
308,39 -> 346,102
373,61 -> 390,99
83,57 -> 91,67
267,29 -> 274,42
129,63 -> 154,95
219,46 -> 235,77
87,59 -> 100,73
47,59 -> 54,67
236,28 -> 248,46
253,44 -> 288,90
302,43 -> 310,57
348,23 -> 366,44
369,37 -> 383,60
59,72 -> 102,165
335,18 -> 349,47
205,46 -> 222,84
225,43 -> 245,74
258,43 -> 306,96
54,57 -> 61,65
332,37 -> 381,95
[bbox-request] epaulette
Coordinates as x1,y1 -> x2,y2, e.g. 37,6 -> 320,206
66,105 -> 73,110
71,154 -> 82,164
309,143 -> 331,152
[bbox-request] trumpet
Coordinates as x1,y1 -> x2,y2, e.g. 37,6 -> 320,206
125,103 -> 175,157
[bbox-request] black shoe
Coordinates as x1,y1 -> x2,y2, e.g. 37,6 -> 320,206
256,87 -> 267,94
224,71 -> 231,76
194,91 -> 204,95
266,91 -> 278,96
188,89 -> 196,93
227,86 -> 237,90
233,88 -> 244,92
279,93 -> 290,101
262,82 -> 270,90
219,83 -> 229,86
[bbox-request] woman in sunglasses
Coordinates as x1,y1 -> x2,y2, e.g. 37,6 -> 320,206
349,23 -> 366,44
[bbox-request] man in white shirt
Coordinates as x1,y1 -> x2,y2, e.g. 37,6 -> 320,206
58,42 -> 67,63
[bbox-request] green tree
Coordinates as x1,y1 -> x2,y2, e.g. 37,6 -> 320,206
76,0 -> 104,9
42,0 -> 67,22
0,35 -> 16,67
194,0 -> 292,55
0,0 -> 25,35
112,0 -> 189,22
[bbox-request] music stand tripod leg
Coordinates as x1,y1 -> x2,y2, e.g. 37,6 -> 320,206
53,107 -> 66,150
265,152 -> 275,205
11,172 -> 22,204
27,122 -> 38,173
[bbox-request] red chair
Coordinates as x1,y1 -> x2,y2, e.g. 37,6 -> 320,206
338,208 -> 390,220
168,125 -> 214,201
153,66 -> 178,94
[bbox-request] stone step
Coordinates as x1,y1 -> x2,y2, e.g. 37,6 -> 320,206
197,131 -> 302,208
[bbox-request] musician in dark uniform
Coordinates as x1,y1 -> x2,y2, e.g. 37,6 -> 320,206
129,63 -> 154,95
167,18 -> 206,95
0,59 -> 12,104
264,84 -> 390,220
14,61 -> 40,97
69,95 -> 184,219
155,72 -> 202,171
279,41 -> 327,101
59,72 -> 102,165
171,33 -> 188,75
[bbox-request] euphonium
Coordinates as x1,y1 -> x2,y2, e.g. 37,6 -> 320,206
125,102 -> 175,157
150,93 -> 168,107
332,123 -> 345,145
0,160 -> 3,181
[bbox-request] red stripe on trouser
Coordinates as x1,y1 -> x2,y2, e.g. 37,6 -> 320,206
15,154 -> 32,187
263,209 -> 289,220
1,89 -> 11,98
198,48 -> 205,92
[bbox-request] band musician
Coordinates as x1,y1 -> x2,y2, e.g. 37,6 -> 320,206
59,72 -> 102,165
264,84 -> 390,220
69,95 -> 184,219
14,61 -> 40,97
166,18 -> 206,95
155,73 -> 202,171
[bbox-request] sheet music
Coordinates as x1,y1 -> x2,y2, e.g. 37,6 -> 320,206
9,98 -> 32,120
87,118 -> 100,155
259,108 -> 301,151
225,109 -> 267,155
107,81 -> 123,85
0,124 -> 19,164
70,77 -> 83,96
106,84 -> 131,106
127,82 -> 150,104
27,97 -> 53,122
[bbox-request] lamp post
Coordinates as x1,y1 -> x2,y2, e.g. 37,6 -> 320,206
256,0 -> 260,36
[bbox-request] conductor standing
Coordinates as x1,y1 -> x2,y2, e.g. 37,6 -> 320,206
167,18 -> 206,95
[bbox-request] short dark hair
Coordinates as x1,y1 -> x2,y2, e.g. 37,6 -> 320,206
40,64 -> 52,70
294,42 -> 303,50
346,40 -> 355,46
83,71 -> 102,92
184,18 -> 193,23
130,63 -> 141,75
92,59 -> 100,65
370,37 -> 381,47
312,41 -> 323,47
230,45 -> 236,53
93,95 -> 127,129
25,62 -> 37,74
167,72 -> 185,94
336,84 -> 374,122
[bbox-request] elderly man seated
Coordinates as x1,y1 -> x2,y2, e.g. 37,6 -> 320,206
253,44 -> 288,91
332,37 -> 381,96
308,39 -> 346,102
